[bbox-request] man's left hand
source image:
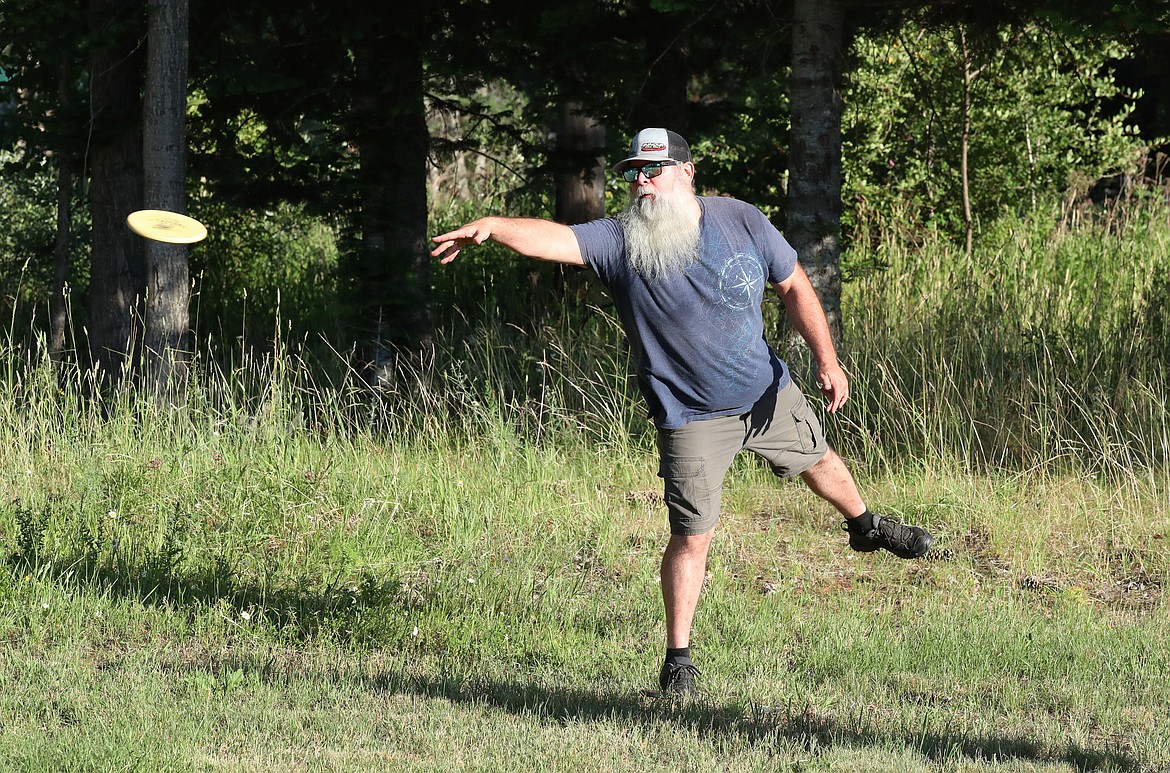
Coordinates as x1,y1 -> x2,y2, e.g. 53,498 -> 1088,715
817,363 -> 850,414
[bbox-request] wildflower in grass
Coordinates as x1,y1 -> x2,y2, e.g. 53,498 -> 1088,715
240,610 -> 252,621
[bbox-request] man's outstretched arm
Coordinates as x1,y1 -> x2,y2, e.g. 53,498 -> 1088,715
431,217 -> 584,266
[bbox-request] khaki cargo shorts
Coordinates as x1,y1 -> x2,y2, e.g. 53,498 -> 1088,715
656,381 -> 828,536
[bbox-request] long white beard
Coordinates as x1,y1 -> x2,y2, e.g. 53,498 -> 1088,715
617,188 -> 701,281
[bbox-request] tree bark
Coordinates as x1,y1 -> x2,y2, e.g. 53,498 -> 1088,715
554,102 -> 606,225
143,0 -> 191,401
550,103 -> 605,303
87,0 -> 145,390
351,30 -> 431,388
787,0 -> 845,349
958,25 -> 975,259
49,59 -> 74,364
627,0 -> 690,132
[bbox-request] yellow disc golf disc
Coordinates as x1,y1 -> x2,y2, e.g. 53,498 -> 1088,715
126,209 -> 208,244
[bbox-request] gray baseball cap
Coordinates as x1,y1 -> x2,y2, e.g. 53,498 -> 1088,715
612,128 -> 692,173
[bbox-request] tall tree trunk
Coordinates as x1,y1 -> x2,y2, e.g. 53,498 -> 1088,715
352,31 -> 431,388
49,59 -> 74,364
87,0 -> 145,390
627,0 -> 690,132
143,0 -> 191,401
958,25 -> 975,259
787,0 -> 845,352
554,102 -> 606,225
551,103 -> 605,303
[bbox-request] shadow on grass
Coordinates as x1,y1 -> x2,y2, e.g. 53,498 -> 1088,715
377,672 -> 1144,772
6,501 -> 409,644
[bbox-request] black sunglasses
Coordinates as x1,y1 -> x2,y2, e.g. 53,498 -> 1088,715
621,161 -> 677,183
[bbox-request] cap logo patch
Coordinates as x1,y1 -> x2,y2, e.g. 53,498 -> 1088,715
640,142 -> 667,152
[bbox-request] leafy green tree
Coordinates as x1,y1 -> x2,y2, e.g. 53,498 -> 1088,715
778,0 -> 1168,344
6,0 -> 1170,378
843,21 -> 1152,245
188,0 -> 453,383
0,0 -> 89,359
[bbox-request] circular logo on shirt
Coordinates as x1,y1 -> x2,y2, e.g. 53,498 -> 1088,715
718,254 -> 765,311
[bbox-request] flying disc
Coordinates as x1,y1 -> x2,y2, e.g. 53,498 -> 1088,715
126,209 -> 208,244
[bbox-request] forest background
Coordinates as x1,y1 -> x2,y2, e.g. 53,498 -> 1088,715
1,0 -> 1170,769
1,0 -> 1167,389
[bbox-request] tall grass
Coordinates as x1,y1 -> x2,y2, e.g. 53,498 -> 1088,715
841,199 -> 1170,476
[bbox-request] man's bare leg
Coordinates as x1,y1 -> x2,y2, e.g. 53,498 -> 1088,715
657,530 -> 713,694
799,448 -> 867,518
802,447 -> 934,558
661,530 -> 715,648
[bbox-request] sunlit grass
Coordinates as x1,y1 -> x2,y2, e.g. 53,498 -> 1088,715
840,199 -> 1170,476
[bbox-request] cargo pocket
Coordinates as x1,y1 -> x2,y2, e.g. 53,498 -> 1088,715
659,456 -> 716,532
659,456 -> 707,496
791,410 -> 819,454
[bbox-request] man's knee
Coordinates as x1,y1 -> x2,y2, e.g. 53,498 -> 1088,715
665,529 -> 714,558
810,446 -> 841,467
803,447 -> 849,478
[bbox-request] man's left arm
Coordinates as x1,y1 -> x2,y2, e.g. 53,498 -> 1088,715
771,264 -> 850,413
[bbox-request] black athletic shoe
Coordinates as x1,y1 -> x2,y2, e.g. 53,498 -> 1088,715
658,657 -> 701,695
843,514 -> 933,559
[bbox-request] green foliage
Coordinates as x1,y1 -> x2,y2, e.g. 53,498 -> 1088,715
187,199 -> 344,346
0,155 -> 91,346
0,0 -> 89,162
0,153 -> 59,317
426,81 -> 535,214
839,191 -> 1170,474
9,504 -> 48,566
843,22 -> 1153,244
3,0 -> 1170,374
690,71 -> 792,220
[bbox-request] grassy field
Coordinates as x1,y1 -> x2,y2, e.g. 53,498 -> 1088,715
0,205 -> 1168,771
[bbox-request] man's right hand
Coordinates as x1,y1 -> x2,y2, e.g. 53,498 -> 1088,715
430,219 -> 492,264
430,216 -> 584,266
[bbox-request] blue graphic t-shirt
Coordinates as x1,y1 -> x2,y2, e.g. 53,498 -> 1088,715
571,196 -> 797,429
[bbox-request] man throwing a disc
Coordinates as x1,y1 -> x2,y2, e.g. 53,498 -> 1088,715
431,128 -> 933,695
